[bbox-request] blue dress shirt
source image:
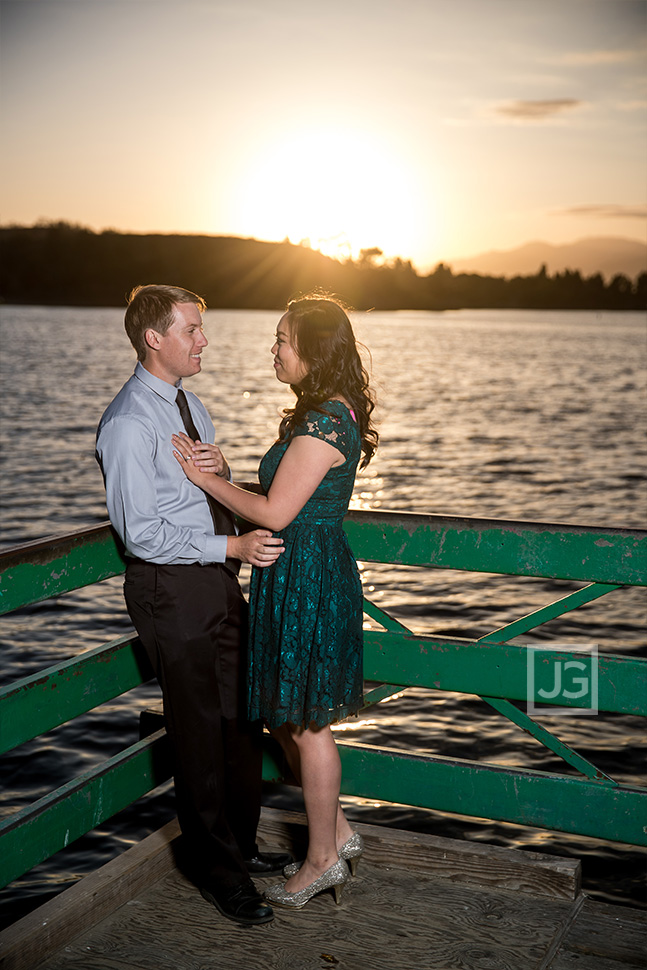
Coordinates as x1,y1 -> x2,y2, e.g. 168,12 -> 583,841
96,362 -> 229,565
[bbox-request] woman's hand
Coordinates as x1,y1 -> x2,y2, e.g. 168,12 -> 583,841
175,430 -> 341,533
172,432 -> 229,478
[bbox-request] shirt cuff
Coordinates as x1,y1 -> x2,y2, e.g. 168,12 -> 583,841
201,533 -> 229,564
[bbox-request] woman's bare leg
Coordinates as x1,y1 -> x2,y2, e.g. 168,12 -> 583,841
271,723 -> 354,857
275,722 -> 352,892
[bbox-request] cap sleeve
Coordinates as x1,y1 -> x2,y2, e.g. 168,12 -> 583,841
293,406 -> 356,461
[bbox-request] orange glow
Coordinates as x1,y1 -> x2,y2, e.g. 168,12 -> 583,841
231,126 -> 437,264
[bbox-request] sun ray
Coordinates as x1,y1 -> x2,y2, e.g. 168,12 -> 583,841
229,125 -> 432,264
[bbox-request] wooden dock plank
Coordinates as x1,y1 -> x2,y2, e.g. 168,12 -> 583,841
550,898 -> 647,968
549,957 -> 646,970
257,809 -> 581,900
35,860 -> 575,970
2,808 -> 642,970
0,819 -> 181,970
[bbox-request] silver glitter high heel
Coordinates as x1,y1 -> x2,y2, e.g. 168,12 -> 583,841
339,832 -> 365,876
264,857 -> 349,909
284,832 -> 365,878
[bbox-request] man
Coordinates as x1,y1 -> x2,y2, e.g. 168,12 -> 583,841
96,284 -> 289,925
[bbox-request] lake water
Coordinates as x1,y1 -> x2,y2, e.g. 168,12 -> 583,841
0,305 -> 645,926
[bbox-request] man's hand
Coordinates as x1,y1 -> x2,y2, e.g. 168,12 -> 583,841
228,530 -> 285,567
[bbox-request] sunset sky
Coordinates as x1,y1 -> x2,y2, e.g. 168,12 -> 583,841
1,0 -> 645,271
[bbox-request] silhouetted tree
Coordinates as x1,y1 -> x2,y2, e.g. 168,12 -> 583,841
1,223 -> 644,311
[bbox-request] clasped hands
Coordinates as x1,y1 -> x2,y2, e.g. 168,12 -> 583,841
172,431 -> 284,568
172,431 -> 228,483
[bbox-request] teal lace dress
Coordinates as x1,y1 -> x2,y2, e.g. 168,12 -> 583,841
247,401 -> 364,729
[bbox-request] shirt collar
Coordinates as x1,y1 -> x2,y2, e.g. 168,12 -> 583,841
134,361 -> 183,405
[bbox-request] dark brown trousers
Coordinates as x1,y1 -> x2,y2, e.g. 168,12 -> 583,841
124,559 -> 263,889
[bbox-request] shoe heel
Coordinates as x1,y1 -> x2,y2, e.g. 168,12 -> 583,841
333,882 -> 345,905
339,832 -> 364,878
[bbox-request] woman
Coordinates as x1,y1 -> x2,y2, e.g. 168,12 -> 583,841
172,294 -> 378,909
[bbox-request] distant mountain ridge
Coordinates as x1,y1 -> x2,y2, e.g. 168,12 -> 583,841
447,236 -> 646,280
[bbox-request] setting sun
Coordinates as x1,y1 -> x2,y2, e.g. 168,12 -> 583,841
1,1 -> 644,271
231,126 -> 433,262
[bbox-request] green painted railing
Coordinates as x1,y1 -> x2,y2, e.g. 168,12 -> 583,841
1,511 -> 646,891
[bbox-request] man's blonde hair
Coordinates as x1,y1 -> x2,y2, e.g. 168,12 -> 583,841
124,284 -> 207,362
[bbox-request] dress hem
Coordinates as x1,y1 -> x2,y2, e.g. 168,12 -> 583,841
256,698 -> 363,731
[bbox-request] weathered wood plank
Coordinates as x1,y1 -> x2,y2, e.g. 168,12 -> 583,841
556,897 -> 647,966
343,510 -> 647,585
0,636 -> 152,756
0,819 -> 180,970
337,742 -> 647,847
0,731 -> 173,890
36,854 -> 576,970
362,632 -> 647,717
0,524 -> 126,615
2,513 -> 644,618
549,955 -> 646,970
256,808 -> 582,900
0,808 -> 601,970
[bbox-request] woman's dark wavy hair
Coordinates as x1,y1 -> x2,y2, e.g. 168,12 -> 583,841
277,293 -> 378,467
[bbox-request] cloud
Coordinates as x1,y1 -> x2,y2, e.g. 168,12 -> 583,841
615,100 -> 647,113
548,49 -> 644,67
442,98 -> 585,128
495,99 -> 582,121
557,204 -> 647,221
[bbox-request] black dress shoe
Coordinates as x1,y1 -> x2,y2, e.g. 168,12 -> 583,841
244,850 -> 294,875
200,880 -> 274,925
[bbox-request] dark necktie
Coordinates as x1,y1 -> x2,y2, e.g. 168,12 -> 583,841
176,389 -> 238,574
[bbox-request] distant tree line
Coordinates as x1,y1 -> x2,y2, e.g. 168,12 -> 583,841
1,222 -> 645,310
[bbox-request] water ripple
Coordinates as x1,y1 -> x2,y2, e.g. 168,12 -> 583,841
1,306 -> 645,920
